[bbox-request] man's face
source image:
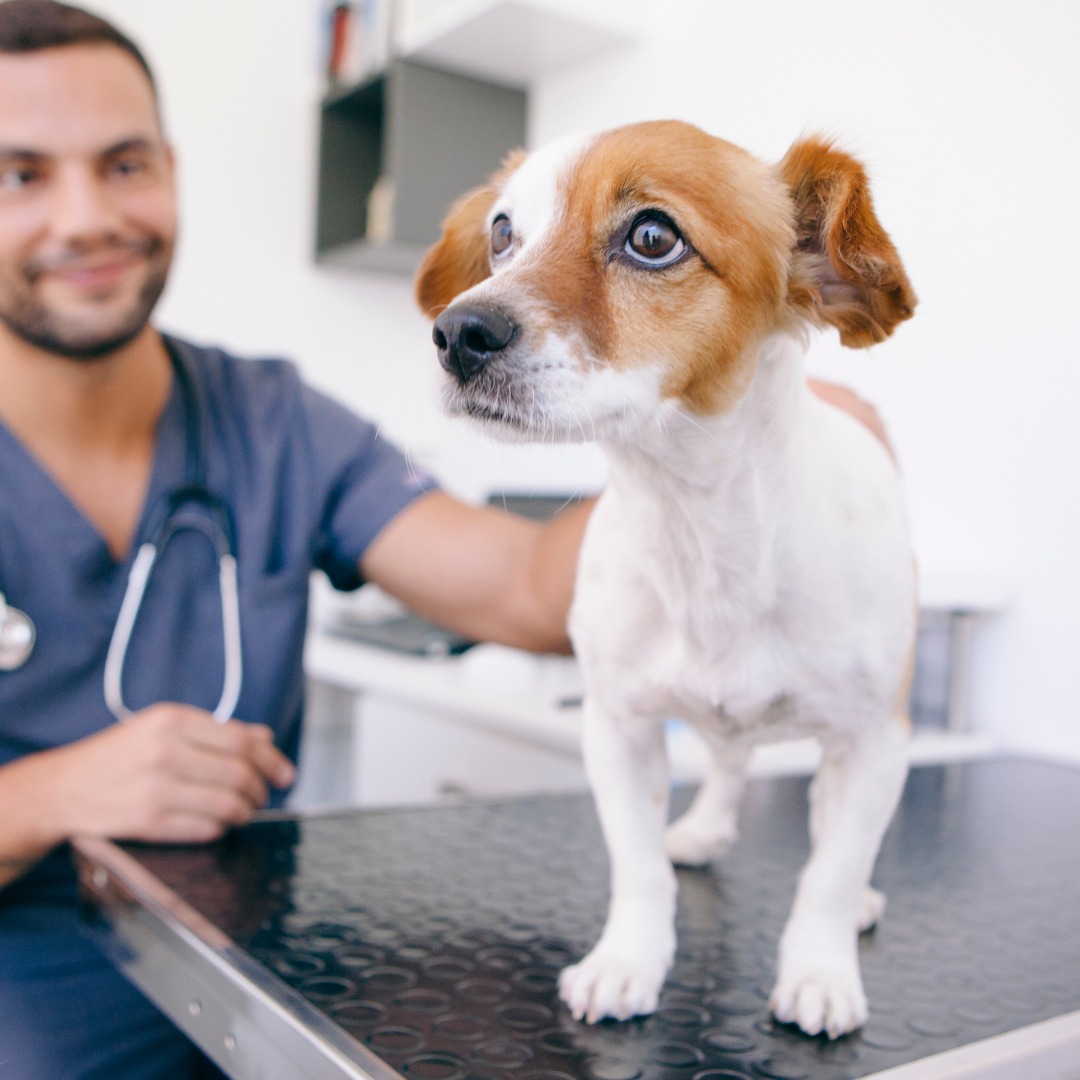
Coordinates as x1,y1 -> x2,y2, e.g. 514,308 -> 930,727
0,43 -> 176,359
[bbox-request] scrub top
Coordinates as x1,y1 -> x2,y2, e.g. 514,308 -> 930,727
0,334 -> 436,1079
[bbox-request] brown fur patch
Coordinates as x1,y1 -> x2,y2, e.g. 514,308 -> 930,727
491,121 -> 795,415
579,123 -> 793,413
779,138 -> 916,346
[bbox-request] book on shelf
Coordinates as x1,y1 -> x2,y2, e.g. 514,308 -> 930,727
322,0 -> 396,91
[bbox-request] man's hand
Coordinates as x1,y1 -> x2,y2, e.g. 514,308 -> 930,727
0,704 -> 295,877
1,705 -> 295,889
47,704 -> 297,844
808,378 -> 896,460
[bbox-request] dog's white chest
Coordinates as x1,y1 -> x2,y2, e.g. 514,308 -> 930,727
569,395 -> 916,744
573,557 -> 813,738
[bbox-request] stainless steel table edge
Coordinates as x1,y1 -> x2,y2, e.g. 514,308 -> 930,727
74,836 -> 398,1080
864,1009 -> 1080,1080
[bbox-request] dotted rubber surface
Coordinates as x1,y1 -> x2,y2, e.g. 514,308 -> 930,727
127,760 -> 1080,1079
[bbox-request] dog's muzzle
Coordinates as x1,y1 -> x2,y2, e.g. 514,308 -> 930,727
433,304 -> 517,384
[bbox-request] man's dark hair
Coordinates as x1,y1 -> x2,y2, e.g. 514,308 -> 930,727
0,0 -> 156,95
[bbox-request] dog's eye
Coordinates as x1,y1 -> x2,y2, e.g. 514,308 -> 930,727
625,214 -> 685,266
491,214 -> 514,258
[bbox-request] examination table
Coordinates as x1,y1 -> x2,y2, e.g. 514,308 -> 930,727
74,759 -> 1080,1079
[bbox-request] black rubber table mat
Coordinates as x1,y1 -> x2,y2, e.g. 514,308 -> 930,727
121,759 -> 1080,1079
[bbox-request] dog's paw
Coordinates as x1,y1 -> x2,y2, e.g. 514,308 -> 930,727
858,886 -> 886,933
664,816 -> 736,867
558,947 -> 669,1024
769,964 -> 868,1039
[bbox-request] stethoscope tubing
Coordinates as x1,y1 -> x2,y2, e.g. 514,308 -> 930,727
103,346 -> 244,723
2,341 -> 244,721
103,535 -> 242,723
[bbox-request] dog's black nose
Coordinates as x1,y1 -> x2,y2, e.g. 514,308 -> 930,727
433,305 -> 517,383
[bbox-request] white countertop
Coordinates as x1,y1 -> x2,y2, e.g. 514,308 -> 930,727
304,632 -> 998,781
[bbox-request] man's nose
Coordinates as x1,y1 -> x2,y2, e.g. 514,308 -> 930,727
49,166 -> 122,240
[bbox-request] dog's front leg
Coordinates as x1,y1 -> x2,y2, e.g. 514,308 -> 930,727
559,702 -> 676,1023
770,717 -> 909,1039
666,732 -> 751,866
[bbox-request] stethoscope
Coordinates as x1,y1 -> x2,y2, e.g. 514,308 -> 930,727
0,344 -> 243,722
0,592 -> 35,671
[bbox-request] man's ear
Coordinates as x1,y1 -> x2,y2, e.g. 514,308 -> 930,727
780,137 -> 916,347
414,150 -> 527,318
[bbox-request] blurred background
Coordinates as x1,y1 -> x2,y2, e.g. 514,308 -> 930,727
78,0 -> 1080,772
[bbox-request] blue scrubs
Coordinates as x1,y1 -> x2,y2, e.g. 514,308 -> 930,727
0,335 -> 436,1078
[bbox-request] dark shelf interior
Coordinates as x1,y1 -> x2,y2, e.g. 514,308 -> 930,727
315,60 -> 526,274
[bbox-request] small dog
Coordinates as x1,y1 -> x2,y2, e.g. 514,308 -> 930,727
415,120 -> 917,1039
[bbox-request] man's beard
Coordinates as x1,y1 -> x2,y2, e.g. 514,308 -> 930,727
0,237 -> 172,360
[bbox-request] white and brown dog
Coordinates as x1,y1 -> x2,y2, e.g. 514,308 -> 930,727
415,120 -> 917,1039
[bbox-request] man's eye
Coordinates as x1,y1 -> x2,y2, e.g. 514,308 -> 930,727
0,167 -> 39,193
491,214 -> 514,257
625,214 -> 686,266
110,157 -> 148,178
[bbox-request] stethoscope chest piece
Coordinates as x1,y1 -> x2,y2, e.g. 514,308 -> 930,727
0,593 -> 35,671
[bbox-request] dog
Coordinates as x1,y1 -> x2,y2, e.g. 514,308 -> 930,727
414,119 -> 917,1040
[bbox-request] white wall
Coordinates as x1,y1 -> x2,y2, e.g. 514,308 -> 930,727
85,1 -> 1079,761
525,0 -> 1080,764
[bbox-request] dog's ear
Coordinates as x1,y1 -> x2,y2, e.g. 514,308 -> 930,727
414,185 -> 498,317
414,150 -> 527,318
780,137 -> 916,347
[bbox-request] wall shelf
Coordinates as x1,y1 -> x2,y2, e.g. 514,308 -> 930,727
400,0 -> 634,89
315,58 -> 525,274
314,1 -> 632,275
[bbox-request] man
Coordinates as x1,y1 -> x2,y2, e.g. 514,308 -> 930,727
0,3 -> 892,1076
0,2 -> 592,1075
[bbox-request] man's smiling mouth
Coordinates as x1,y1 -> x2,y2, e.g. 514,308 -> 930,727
25,237 -> 158,286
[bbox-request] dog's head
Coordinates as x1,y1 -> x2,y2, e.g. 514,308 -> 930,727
415,120 -> 915,442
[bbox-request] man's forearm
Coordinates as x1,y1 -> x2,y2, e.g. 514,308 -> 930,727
0,751 -> 67,890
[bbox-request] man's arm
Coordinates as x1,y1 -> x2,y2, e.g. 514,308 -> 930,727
0,704 -> 296,891
360,491 -> 594,653
360,382 -> 891,651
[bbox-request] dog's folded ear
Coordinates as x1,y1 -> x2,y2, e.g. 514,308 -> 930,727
414,185 -> 498,317
414,150 -> 527,318
780,138 -> 916,347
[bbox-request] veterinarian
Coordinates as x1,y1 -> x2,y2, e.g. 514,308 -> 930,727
0,3 -> 892,1077
0,3 -> 590,1075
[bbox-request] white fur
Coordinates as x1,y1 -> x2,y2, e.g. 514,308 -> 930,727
489,129 -> 600,258
557,333 -> 914,1037
441,326 -> 668,445
434,135 -> 916,1039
